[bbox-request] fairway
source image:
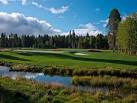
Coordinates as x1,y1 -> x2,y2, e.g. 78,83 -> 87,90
0,49 -> 136,70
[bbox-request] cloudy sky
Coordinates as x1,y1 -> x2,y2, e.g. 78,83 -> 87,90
0,0 -> 137,36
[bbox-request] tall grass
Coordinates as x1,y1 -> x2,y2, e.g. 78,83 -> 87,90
72,76 -> 137,89
0,77 -> 137,103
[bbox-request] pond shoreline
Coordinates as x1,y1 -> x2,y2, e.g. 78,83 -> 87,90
1,61 -> 137,92
0,66 -> 109,93
1,62 -> 137,102
0,60 -> 137,78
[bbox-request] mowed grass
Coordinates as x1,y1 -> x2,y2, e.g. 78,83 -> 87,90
0,49 -> 137,70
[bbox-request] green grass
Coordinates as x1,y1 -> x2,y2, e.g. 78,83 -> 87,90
0,49 -> 137,102
0,49 -> 136,70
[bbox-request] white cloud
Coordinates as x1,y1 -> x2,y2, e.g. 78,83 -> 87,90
122,15 -> 127,21
100,19 -> 108,27
0,0 -> 8,4
0,12 -> 61,35
62,23 -> 102,36
32,1 -> 45,9
0,1 -> 68,14
48,6 -> 69,14
32,1 -> 69,14
0,0 -> 28,5
74,23 -> 102,36
21,0 -> 27,5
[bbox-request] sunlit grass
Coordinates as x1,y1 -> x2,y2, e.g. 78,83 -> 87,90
0,49 -> 136,70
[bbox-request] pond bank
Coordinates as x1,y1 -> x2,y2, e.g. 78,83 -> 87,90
1,63 -> 137,102
1,65 -> 137,92
72,76 -> 137,90
0,60 -> 137,78
0,66 -> 108,93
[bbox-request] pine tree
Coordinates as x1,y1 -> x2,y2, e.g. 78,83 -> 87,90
107,8 -> 121,52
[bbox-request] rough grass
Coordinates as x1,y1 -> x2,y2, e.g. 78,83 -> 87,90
72,76 -> 137,89
0,77 -> 137,103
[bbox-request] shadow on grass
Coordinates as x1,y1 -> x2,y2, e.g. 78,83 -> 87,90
17,52 -> 137,66
0,86 -> 31,103
0,54 -> 29,61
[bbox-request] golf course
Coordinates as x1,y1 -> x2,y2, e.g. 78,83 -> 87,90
0,48 -> 137,103
0,1 -> 137,102
0,49 -> 136,70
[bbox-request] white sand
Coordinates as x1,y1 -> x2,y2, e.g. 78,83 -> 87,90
74,53 -> 88,55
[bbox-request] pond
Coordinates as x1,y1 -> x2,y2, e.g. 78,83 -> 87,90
0,66 -> 108,92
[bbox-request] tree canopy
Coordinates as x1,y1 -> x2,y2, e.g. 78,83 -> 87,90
107,9 -> 121,51
0,32 -> 109,49
117,15 -> 137,54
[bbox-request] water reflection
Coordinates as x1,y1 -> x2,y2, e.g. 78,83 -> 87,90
0,66 -> 108,92
0,66 -> 71,87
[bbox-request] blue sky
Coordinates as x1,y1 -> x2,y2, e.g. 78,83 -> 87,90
0,0 -> 137,35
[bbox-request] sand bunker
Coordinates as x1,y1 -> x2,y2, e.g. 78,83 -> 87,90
74,53 -> 88,55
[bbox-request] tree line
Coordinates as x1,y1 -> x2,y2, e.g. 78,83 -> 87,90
0,31 -> 108,49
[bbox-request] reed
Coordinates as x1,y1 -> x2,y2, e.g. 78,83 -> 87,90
72,76 -> 137,89
1,77 -> 137,103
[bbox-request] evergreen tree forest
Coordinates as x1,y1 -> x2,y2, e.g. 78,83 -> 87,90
0,32 -> 108,49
